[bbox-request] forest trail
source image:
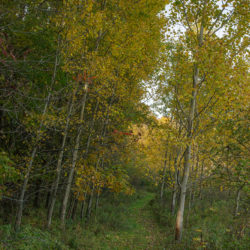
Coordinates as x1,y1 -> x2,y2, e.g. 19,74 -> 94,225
98,191 -> 166,250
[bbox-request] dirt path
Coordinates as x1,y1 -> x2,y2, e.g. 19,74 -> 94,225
136,192 -> 166,249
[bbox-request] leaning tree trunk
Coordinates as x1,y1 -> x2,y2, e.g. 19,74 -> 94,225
15,96 -> 50,231
15,42 -> 59,231
87,91 -> 115,220
47,85 -> 76,228
60,82 -> 89,227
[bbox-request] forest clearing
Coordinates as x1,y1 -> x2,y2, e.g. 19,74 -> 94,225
0,0 -> 249,249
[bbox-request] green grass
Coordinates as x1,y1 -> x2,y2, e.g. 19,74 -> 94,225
150,190 -> 250,250
0,190 -> 166,250
2,189 -> 248,249
76,190 -> 166,249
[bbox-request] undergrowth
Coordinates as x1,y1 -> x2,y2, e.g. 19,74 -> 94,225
150,190 -> 249,250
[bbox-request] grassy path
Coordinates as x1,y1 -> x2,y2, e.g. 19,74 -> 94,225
97,191 -> 166,250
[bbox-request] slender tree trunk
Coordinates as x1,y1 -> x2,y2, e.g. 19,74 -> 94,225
60,82 -> 89,227
87,186 -> 95,220
15,43 -> 59,231
175,65 -> 199,241
175,145 -> 191,241
192,151 -> 199,204
45,188 -> 51,209
171,150 -> 180,215
84,99 -> 99,157
234,186 -> 243,217
71,198 -> 78,220
175,15 -> 204,240
188,150 -> 195,212
84,194 -> 91,220
86,100 -> 111,221
66,195 -> 74,219
95,190 -> 100,214
80,199 -> 86,220
234,189 -> 241,217
160,150 -> 168,202
199,160 -> 204,200
15,93 -> 51,231
33,179 -> 41,208
47,86 -> 76,228
188,185 -> 193,212
85,86 -> 115,223
172,174 -> 178,215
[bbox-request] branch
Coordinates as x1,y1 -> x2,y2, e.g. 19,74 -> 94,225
180,0 -> 194,34
209,9 -> 235,37
207,0 -> 229,36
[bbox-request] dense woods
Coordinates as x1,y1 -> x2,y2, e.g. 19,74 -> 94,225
0,0 -> 249,249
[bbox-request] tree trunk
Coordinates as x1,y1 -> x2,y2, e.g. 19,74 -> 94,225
188,150 -> 195,212
199,160 -> 204,200
175,14 -> 204,240
15,43 -> 59,231
192,151 -> 199,204
87,187 -> 95,221
47,86 -> 76,228
45,188 -> 51,209
71,198 -> 78,220
234,186 -> 243,217
95,190 -> 100,215
80,199 -> 86,220
33,179 -> 41,208
84,99 -> 99,157
175,65 -> 199,241
171,150 -> 180,215
175,145 -> 191,241
160,150 -> 168,202
15,95 -> 51,231
60,82 -> 89,227
66,195 -> 74,219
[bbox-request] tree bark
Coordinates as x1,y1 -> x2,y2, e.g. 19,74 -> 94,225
84,99 -> 99,157
175,64 -> 199,241
175,9 -> 204,239
199,160 -> 204,200
71,197 -> 78,220
160,150 -> 168,202
15,41 -> 59,231
175,145 -> 192,241
86,186 -> 95,221
33,179 -> 41,208
234,185 -> 244,217
171,149 -> 180,215
47,86 -> 76,228
60,82 -> 89,227
15,93 -> 51,231
80,199 -> 86,220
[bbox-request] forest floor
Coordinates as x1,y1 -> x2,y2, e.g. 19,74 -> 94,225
93,191 -> 166,250
1,189 -> 248,249
1,191 -> 168,250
